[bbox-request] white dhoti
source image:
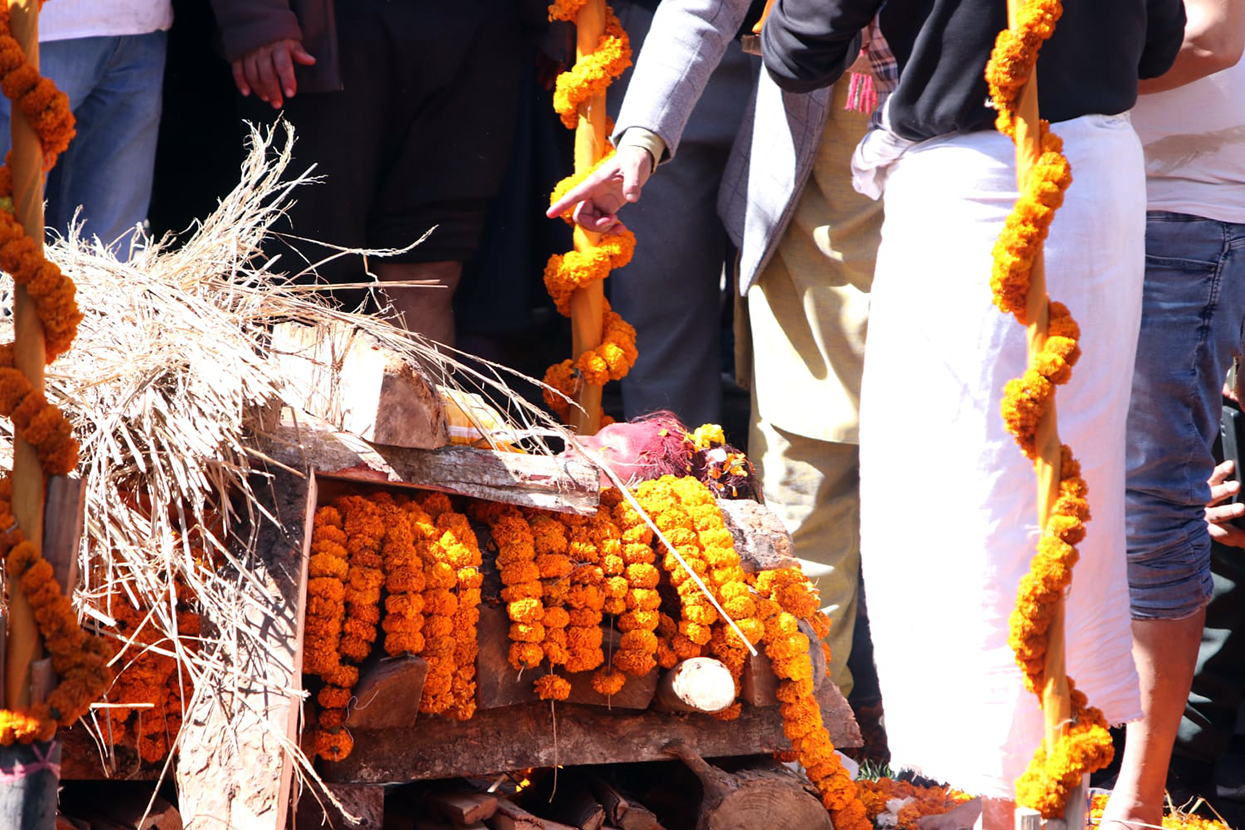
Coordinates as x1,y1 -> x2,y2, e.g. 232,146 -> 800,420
854,114 -> 1144,797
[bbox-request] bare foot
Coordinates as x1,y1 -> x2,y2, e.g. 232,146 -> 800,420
918,798 -> 982,830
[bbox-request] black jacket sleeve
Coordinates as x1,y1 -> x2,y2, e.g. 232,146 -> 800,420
1138,0 -> 1186,79
759,0 -> 881,93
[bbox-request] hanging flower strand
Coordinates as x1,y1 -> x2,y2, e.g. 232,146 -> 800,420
984,0 -> 1113,816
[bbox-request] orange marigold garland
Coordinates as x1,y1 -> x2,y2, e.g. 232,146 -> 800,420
379,501 -> 426,658
565,512 -> 606,675
487,506 -> 547,672
432,503 -> 483,720
985,0 -> 1113,815
0,12 -> 115,749
542,0 -> 638,421
608,494 -> 660,678
0,481 -> 114,745
857,778 -> 973,830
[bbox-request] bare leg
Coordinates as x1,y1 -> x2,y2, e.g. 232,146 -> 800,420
376,260 -> 463,346
1101,611 -> 1206,830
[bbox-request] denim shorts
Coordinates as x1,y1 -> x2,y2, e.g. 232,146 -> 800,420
1126,212 -> 1245,619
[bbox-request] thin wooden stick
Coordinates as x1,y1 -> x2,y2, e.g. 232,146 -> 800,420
1005,0 -> 1075,822
5,0 -> 46,711
569,0 -> 608,436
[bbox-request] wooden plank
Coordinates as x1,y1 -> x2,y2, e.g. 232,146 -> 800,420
261,409 -> 600,516
322,682 -> 859,784
490,800 -> 577,830
294,783 -> 385,830
344,655 -> 428,730
428,791 -> 498,825
176,466 -> 313,830
718,500 -> 798,573
43,474 -> 85,594
477,605 -> 656,711
270,321 -> 449,450
740,620 -> 826,707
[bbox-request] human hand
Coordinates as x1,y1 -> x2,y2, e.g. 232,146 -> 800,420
232,39 -> 317,109
546,144 -> 653,233
1206,459 -> 1245,547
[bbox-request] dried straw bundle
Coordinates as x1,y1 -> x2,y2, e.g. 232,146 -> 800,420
0,123 -> 562,782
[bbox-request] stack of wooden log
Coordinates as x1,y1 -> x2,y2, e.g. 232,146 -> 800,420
296,753 -> 837,830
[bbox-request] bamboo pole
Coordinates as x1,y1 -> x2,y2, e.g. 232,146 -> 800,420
4,0 -> 46,710
1005,0 -> 1075,821
568,0 -> 608,436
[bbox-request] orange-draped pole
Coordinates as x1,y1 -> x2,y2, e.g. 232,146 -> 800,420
1006,0 -> 1072,786
569,0 -> 608,435
4,0 -> 46,710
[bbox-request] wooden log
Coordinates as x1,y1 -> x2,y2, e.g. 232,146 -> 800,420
294,783 -> 385,830
740,620 -> 826,707
490,799 -> 578,830
652,659 -> 734,714
344,655 -> 428,730
322,681 -> 858,783
269,321 -> 450,449
583,775 -> 656,830
43,474 -> 85,595
427,791 -> 498,826
176,466 -> 312,830
522,774 -> 605,830
665,744 -> 830,830
477,604 -> 656,711
716,500 -> 798,573
262,408 -> 600,516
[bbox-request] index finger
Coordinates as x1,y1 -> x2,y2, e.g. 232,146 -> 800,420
548,175 -> 603,219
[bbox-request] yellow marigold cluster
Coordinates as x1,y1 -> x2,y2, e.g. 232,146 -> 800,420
857,779 -> 973,830
542,359 -> 580,422
488,506 -> 547,672
417,493 -> 482,720
531,512 -> 572,687
547,0 -> 590,23
0,480 -> 114,746
754,580 -> 866,830
984,0 -> 1063,138
984,0 -> 1114,814
565,511 -> 607,674
340,495 -> 386,664
544,231 -> 637,316
304,505 -> 356,760
577,305 -> 638,387
380,500 -> 426,658
988,131 -> 1072,323
551,9 -> 631,130
608,494 -> 661,678
1015,683 -> 1113,818
1000,302 -> 1080,458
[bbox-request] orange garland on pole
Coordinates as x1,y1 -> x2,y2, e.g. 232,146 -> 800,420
985,0 -> 1113,817
542,0 -> 635,432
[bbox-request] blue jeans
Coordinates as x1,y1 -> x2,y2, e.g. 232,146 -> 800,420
1125,211 -> 1245,619
0,32 -> 166,259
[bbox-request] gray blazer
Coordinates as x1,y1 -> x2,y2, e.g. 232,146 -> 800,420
613,0 -> 832,294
